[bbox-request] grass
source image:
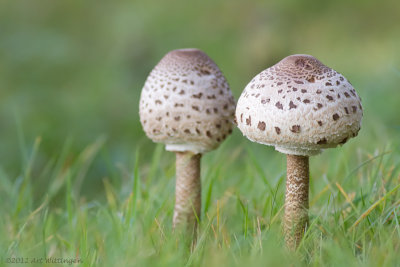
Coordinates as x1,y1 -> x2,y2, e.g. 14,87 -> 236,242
1,126 -> 399,266
1,0 -> 400,266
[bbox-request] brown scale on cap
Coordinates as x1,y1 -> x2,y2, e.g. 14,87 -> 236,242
139,48 -> 236,154
236,54 -> 363,156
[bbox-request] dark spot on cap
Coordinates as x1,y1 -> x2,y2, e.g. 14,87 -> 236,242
206,131 -> 212,138
174,116 -> 180,121
223,104 -> 228,110
317,138 -> 327,144
316,90 -> 322,94
214,108 -> 218,113
275,102 -> 283,110
275,127 -> 281,134
240,113 -> 243,123
164,95 -> 169,99
333,113 -> 340,121
290,125 -> 300,133
206,108 -> 211,114
207,95 -> 216,99
200,69 -> 211,75
340,137 -> 347,144
192,105 -> 199,111
179,90 -> 185,95
246,116 -> 251,126
192,93 -> 203,99
317,103 -> 323,109
344,107 -> 349,114
307,76 -> 315,83
278,89 -> 283,94
326,95 -> 334,101
166,112 -> 169,116
303,99 -> 310,104
336,81 -> 340,85
325,82 -> 332,86
216,124 -> 221,129
301,89 -> 307,93
294,80 -> 304,84
184,129 -> 190,134
352,106 -> 357,113
289,101 -> 297,109
344,92 -> 350,98
261,98 -> 270,104
257,121 -> 266,131
295,58 -> 305,67
317,120 -> 323,126
196,128 -> 201,134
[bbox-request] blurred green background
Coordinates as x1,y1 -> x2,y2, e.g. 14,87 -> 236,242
0,0 -> 399,200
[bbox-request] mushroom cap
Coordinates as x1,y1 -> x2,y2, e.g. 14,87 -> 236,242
236,54 -> 363,156
139,48 -> 235,154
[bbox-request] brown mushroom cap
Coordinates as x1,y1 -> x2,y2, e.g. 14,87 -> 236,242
236,54 -> 363,156
139,48 -> 235,154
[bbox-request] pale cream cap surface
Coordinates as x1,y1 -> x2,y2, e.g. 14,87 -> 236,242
140,49 -> 235,154
236,54 -> 363,156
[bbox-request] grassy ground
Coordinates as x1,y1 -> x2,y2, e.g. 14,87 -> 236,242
1,0 -> 400,266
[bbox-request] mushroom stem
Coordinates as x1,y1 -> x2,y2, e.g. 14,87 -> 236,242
284,154 -> 309,250
173,151 -> 202,234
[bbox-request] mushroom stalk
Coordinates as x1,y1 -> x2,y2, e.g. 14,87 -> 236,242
284,154 -> 309,250
173,151 -> 202,234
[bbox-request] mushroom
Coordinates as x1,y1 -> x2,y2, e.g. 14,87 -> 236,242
139,48 -> 235,234
235,54 -> 363,249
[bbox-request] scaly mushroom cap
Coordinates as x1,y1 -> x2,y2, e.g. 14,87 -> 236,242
140,48 -> 235,154
236,54 -> 363,156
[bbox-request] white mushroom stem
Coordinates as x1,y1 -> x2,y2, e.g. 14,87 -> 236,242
284,154 -> 309,250
173,151 -> 202,234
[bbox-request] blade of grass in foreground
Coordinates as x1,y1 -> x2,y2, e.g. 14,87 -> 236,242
14,137 -> 42,217
236,195 -> 249,239
342,150 -> 391,185
204,166 -> 220,215
125,148 -> 141,225
349,183 -> 400,231
73,135 -> 107,196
